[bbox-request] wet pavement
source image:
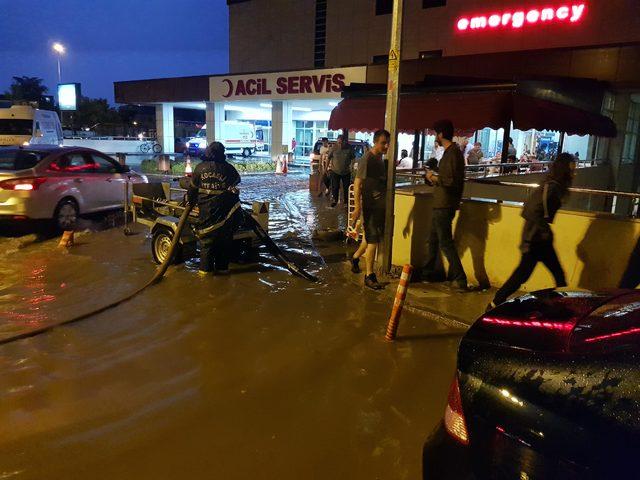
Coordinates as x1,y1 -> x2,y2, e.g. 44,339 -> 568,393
0,172 -> 462,479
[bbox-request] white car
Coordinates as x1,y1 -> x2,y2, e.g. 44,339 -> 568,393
0,145 -> 147,230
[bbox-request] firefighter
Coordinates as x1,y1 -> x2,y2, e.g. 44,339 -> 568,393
187,142 -> 242,275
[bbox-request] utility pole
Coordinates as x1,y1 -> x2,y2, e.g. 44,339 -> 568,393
380,0 -> 404,274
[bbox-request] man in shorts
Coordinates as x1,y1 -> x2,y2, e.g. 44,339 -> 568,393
350,129 -> 390,290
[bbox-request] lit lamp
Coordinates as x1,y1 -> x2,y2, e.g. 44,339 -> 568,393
52,42 -> 65,84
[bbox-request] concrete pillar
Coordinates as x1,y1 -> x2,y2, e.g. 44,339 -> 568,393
155,104 -> 175,154
282,101 -> 294,152
205,102 -> 225,145
271,101 -> 293,157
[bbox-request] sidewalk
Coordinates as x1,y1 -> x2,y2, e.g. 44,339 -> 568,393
345,264 -> 495,330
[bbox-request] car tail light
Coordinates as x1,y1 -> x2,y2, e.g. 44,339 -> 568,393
444,375 -> 469,445
0,177 -> 47,191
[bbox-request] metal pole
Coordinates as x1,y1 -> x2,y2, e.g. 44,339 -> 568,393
57,58 -> 61,84
558,132 -> 565,155
380,0 -> 404,274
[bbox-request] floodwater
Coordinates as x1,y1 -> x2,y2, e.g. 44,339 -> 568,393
0,171 -> 462,479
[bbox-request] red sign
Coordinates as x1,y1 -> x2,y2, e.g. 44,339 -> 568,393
456,3 -> 586,32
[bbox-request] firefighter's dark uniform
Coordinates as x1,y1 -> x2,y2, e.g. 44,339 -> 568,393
188,145 -> 241,273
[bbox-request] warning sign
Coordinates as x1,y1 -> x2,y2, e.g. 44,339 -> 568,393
389,49 -> 398,61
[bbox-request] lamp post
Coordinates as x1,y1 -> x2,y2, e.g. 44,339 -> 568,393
380,0 -> 404,274
52,42 -> 65,84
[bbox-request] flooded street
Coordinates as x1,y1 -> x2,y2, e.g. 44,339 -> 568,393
0,172 -> 461,479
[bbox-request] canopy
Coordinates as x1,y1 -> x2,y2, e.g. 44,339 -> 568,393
328,90 -> 617,137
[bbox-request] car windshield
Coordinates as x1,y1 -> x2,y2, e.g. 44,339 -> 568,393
195,129 -> 206,138
0,119 -> 33,136
0,150 -> 44,170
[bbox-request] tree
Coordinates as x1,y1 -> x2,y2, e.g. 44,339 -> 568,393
74,97 -> 121,129
5,76 -> 48,101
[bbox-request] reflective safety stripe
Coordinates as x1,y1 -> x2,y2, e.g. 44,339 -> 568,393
196,202 -> 241,236
198,188 -> 226,196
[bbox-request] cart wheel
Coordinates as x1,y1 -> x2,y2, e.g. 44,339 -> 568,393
152,227 -> 182,265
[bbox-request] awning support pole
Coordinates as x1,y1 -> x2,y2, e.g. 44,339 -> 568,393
412,129 -> 420,169
558,132 -> 565,154
380,0 -> 404,274
501,122 -> 511,163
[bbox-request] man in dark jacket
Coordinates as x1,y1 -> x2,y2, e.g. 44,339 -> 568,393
188,142 -> 242,275
422,119 -> 468,290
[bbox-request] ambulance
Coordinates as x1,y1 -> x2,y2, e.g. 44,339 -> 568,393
186,121 -> 265,157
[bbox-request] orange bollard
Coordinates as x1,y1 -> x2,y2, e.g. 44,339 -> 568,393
58,230 -> 75,248
385,264 -> 413,342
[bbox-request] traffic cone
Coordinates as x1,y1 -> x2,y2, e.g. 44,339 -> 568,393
58,230 -> 75,248
282,155 -> 288,174
385,264 -> 414,342
275,155 -> 283,174
185,155 -> 192,175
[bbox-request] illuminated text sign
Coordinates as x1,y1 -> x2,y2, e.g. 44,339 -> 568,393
210,67 -> 367,101
457,3 -> 586,32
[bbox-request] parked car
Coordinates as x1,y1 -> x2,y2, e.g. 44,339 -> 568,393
0,145 -> 147,230
423,289 -> 640,479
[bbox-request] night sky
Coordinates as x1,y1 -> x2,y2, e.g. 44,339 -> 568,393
0,0 -> 229,104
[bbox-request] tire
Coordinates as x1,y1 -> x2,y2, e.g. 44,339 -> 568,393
54,198 -> 79,231
152,227 -> 182,265
140,143 -> 151,153
242,148 -> 252,157
152,143 -> 163,154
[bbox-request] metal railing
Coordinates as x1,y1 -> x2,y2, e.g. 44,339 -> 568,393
396,160 -> 597,183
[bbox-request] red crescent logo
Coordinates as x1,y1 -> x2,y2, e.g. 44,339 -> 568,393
222,79 -> 233,98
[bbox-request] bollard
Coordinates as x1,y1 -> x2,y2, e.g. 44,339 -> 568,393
58,231 -> 75,248
385,264 -> 414,342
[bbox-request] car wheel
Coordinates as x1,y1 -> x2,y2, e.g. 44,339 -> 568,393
242,148 -> 252,157
152,227 -> 182,265
54,199 -> 79,231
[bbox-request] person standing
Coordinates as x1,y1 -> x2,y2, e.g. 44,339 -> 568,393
397,149 -> 413,169
422,119 -> 468,290
488,153 -> 576,309
188,142 -> 242,275
317,138 -> 331,197
350,129 -> 390,290
328,135 -> 355,207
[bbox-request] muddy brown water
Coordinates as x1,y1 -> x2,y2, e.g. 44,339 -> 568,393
0,173 -> 461,479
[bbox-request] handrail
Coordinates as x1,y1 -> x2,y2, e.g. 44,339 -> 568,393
472,179 -> 640,199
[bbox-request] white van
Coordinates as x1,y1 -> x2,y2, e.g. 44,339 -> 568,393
186,121 -> 265,157
0,105 -> 63,147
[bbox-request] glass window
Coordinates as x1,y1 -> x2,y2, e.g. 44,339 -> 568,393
88,153 -> 119,173
48,153 -> 93,172
375,0 -> 393,15
622,101 -> 640,165
0,119 -> 33,135
0,150 -> 43,171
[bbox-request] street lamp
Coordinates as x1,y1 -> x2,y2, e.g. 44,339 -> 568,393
52,42 -> 65,84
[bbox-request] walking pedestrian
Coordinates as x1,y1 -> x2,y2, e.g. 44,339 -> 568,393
328,135 -> 355,207
422,119 -> 468,290
488,153 -> 576,309
350,129 -> 390,290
